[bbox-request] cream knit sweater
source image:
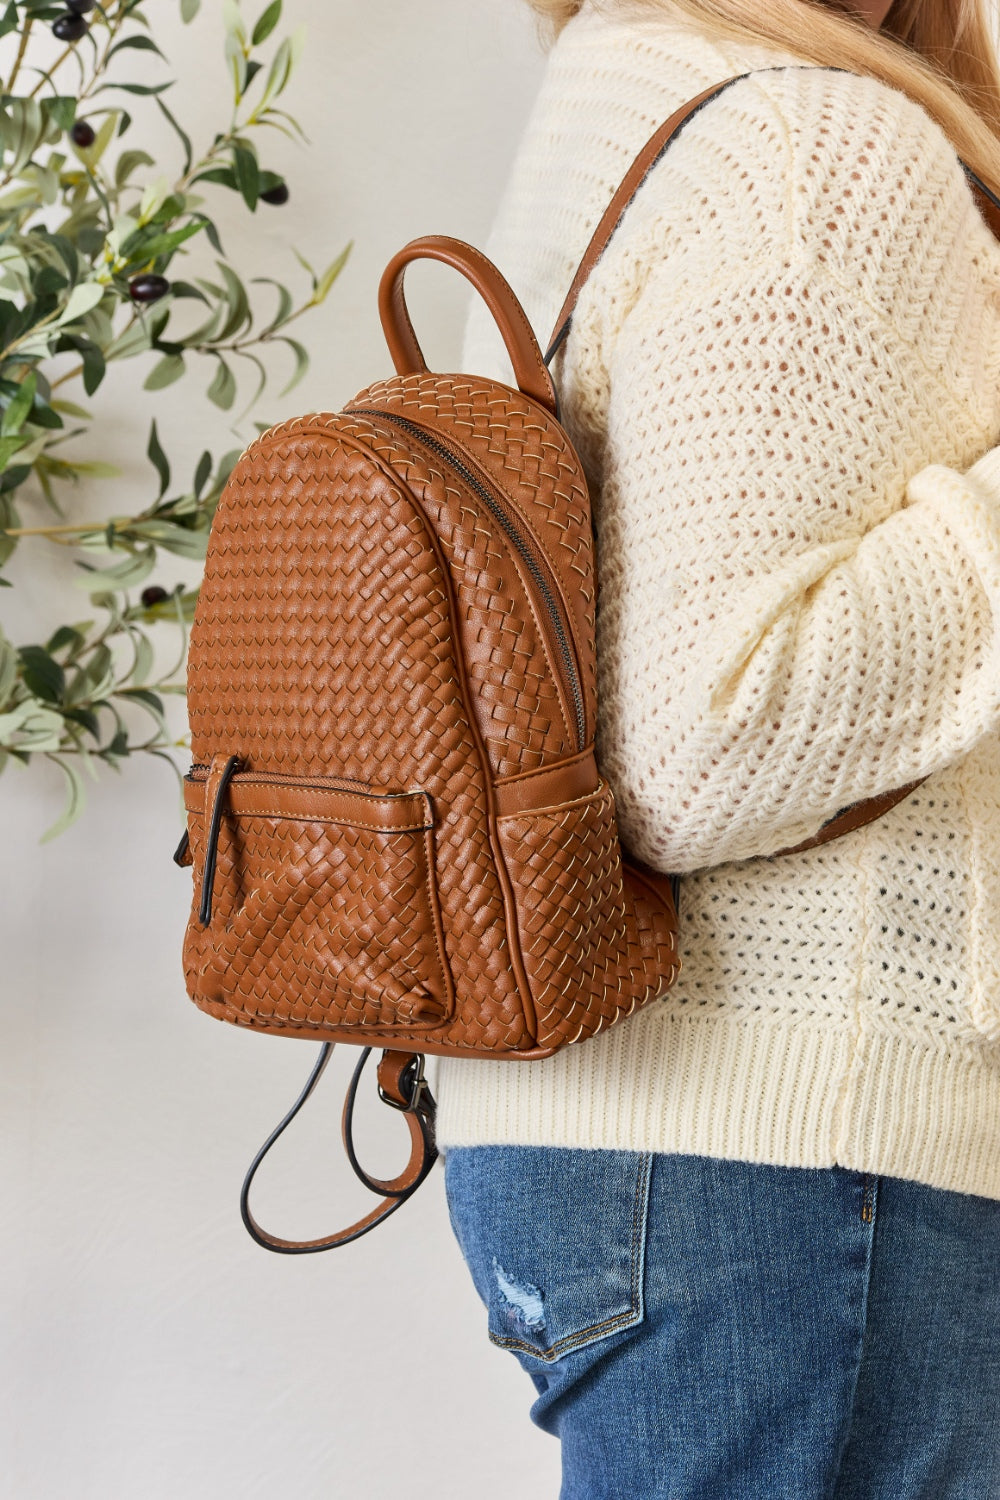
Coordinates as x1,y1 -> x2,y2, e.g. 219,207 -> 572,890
432,1 -> 1000,1200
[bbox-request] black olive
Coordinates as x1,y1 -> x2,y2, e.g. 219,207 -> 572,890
68,0 -> 96,11
128,274 -> 171,304
52,12 -> 89,40
70,120 -> 95,148
259,182 -> 290,206
140,586 -> 170,608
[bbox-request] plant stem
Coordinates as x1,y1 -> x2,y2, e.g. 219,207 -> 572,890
6,17 -> 34,94
50,363 -> 85,390
74,1 -> 129,106
25,44 -> 74,100
5,520 -> 111,537
24,0 -> 128,102
0,303 -> 65,362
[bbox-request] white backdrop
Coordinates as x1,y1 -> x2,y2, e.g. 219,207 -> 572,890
0,4 -> 559,1496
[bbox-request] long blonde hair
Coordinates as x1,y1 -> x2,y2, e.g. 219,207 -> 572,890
523,0 -> 1000,199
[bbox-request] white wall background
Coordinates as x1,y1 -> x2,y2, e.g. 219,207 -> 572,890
0,4 -> 558,1497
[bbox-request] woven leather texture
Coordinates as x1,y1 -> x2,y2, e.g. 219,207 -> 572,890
183,783 -> 453,1031
185,430 -> 528,1052
181,334 -> 680,1056
353,374 -> 600,745
338,405 -> 579,775
496,781 -> 677,1048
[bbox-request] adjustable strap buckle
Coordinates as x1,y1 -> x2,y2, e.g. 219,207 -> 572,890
240,1042 -> 439,1255
377,1050 -> 434,1117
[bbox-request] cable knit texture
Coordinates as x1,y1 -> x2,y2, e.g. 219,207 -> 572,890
433,1 -> 1000,1199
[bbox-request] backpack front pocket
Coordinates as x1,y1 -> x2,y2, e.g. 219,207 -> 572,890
181,763 -> 454,1033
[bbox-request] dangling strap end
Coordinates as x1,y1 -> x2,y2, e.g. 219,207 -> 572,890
240,1044 -> 438,1254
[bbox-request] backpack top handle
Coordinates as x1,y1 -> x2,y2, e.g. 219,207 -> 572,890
378,232 -> 559,416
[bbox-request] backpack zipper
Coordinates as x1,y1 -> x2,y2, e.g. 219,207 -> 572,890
185,765 -> 371,792
350,406 -> 586,752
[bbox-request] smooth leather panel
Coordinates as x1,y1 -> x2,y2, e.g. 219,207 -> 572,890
493,749 -> 599,817
184,773 -> 433,833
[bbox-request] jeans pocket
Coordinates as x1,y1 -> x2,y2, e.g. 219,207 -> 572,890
443,1145 -> 653,1365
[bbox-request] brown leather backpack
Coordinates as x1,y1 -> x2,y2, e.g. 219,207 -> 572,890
175,67 -> 1000,1252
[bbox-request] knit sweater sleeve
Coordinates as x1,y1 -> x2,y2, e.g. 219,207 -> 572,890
592,199 -> 1000,874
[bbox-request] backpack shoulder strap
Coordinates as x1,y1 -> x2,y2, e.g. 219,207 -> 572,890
545,64 -> 1000,363
546,63 -> 1000,858
544,72 -> 747,363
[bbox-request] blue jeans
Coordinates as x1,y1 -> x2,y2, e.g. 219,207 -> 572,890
443,1146 -> 1000,1499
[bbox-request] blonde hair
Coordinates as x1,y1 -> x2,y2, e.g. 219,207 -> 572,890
523,0 -> 1000,199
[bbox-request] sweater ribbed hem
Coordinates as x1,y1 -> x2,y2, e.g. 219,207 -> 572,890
432,1011 -> 1000,1200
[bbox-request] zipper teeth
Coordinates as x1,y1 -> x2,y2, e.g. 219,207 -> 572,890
351,406 -> 585,751
186,765 -> 369,792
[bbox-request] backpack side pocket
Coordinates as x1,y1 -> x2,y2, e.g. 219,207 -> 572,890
496,779 -> 676,1048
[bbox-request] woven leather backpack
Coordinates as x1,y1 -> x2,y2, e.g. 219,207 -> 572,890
175,67 -> 1000,1252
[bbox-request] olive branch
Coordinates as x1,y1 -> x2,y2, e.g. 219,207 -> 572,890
0,0 -> 348,836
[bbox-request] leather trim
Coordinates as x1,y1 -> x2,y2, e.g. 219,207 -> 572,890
769,778 -> 927,858
378,235 -> 558,414
194,998 -> 563,1058
546,66 -> 1000,364
493,749 -> 599,817
496,778 -> 610,827
183,774 -> 433,833
546,79 -> 728,360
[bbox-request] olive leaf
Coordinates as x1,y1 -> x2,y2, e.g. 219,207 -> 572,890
252,1 -> 281,47
0,0 -> 345,837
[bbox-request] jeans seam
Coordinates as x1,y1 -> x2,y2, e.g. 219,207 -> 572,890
826,1173 -> 880,1498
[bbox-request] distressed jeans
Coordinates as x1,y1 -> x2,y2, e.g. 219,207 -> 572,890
443,1146 -> 1000,1499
